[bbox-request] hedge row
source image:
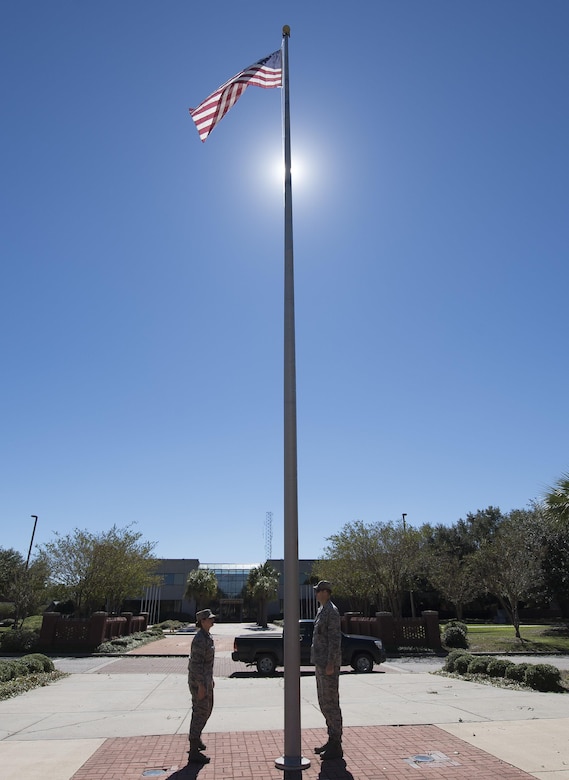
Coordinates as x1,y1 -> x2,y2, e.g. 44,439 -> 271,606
443,649 -> 562,692
0,654 -> 55,682
96,627 -> 163,654
0,629 -> 40,653
1,624 -> 164,654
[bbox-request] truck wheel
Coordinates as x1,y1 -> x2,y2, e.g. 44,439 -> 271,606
256,654 -> 277,675
352,653 -> 373,673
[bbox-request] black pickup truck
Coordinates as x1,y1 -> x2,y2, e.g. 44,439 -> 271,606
232,619 -> 386,675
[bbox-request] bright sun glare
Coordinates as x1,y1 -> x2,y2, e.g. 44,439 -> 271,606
251,139 -> 331,208
271,152 -> 308,189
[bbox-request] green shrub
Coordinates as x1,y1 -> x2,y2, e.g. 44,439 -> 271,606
446,619 -> 468,635
95,642 -> 116,653
0,603 -> 15,620
453,653 -> 475,674
487,658 -> 516,678
8,661 -> 29,679
20,654 -> 54,673
443,649 -> 469,672
95,627 -> 163,654
524,663 -> 561,692
467,656 -> 493,675
0,661 -> 16,682
0,661 -> 14,682
0,668 -> 68,700
442,625 -> 468,649
18,656 -> 44,674
0,656 -> 55,682
505,663 -> 532,682
109,637 -> 130,647
158,620 -> 183,631
0,629 -> 39,653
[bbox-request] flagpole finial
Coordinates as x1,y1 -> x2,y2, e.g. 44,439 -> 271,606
282,24 -> 291,37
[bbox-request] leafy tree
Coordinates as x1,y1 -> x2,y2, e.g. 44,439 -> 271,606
247,562 -> 279,628
40,524 -> 159,616
0,548 -> 26,601
314,519 -> 422,617
537,507 -> 569,616
454,506 -> 504,554
313,522 -> 372,613
41,529 -> 98,612
184,568 -> 218,614
418,507 -> 504,622
475,508 -> 545,638
0,548 -> 50,626
373,520 -> 423,617
424,551 -> 482,621
87,526 -> 160,613
9,555 -> 50,627
421,524 -> 485,620
544,471 -> 569,525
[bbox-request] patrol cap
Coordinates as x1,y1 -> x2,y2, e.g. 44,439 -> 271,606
313,580 -> 332,593
195,608 -> 216,623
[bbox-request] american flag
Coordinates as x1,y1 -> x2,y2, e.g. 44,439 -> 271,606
189,49 -> 282,142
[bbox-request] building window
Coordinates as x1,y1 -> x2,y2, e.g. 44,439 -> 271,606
158,573 -> 187,586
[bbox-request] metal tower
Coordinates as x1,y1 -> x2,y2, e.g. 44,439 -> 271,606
264,511 -> 273,560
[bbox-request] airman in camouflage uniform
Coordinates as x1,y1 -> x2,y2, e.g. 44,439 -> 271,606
187,608 -> 216,764
310,580 -> 343,760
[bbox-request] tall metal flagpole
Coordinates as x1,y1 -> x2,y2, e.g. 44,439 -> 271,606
275,25 -> 310,776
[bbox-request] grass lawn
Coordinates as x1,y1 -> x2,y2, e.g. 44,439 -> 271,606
0,615 -> 42,634
465,624 -> 569,654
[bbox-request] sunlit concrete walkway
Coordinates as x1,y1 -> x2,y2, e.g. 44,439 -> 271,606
0,622 -> 568,779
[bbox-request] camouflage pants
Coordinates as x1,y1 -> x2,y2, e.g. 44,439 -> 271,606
315,666 -> 342,740
189,683 -> 214,741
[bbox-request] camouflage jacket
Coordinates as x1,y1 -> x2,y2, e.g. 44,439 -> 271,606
188,628 -> 215,687
310,600 -> 342,668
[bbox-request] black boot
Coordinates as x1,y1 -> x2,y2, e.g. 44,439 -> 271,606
198,739 -> 207,751
320,739 -> 343,760
314,740 -> 329,755
188,740 -> 210,764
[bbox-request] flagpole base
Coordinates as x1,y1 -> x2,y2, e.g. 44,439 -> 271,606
275,755 -> 311,771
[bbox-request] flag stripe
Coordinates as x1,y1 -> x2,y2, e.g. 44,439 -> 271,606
189,50 -> 282,142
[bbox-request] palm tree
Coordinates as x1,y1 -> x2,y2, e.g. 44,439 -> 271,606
247,562 -> 279,628
544,471 -> 569,525
184,568 -> 218,615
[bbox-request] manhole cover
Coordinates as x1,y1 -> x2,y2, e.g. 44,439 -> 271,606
404,751 -> 461,769
142,771 -> 167,777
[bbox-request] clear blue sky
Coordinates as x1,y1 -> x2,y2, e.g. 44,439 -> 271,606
2,1 -> 568,565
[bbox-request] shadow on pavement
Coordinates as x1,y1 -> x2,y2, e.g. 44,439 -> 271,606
317,758 -> 355,779
165,762 -> 205,779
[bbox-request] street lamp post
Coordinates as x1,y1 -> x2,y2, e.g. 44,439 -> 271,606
26,515 -> 38,570
402,513 -> 416,618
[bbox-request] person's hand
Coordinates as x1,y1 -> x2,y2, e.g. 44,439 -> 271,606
197,683 -> 206,700
325,662 -> 335,675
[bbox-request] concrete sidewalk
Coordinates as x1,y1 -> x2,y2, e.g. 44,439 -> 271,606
1,622 -> 568,779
